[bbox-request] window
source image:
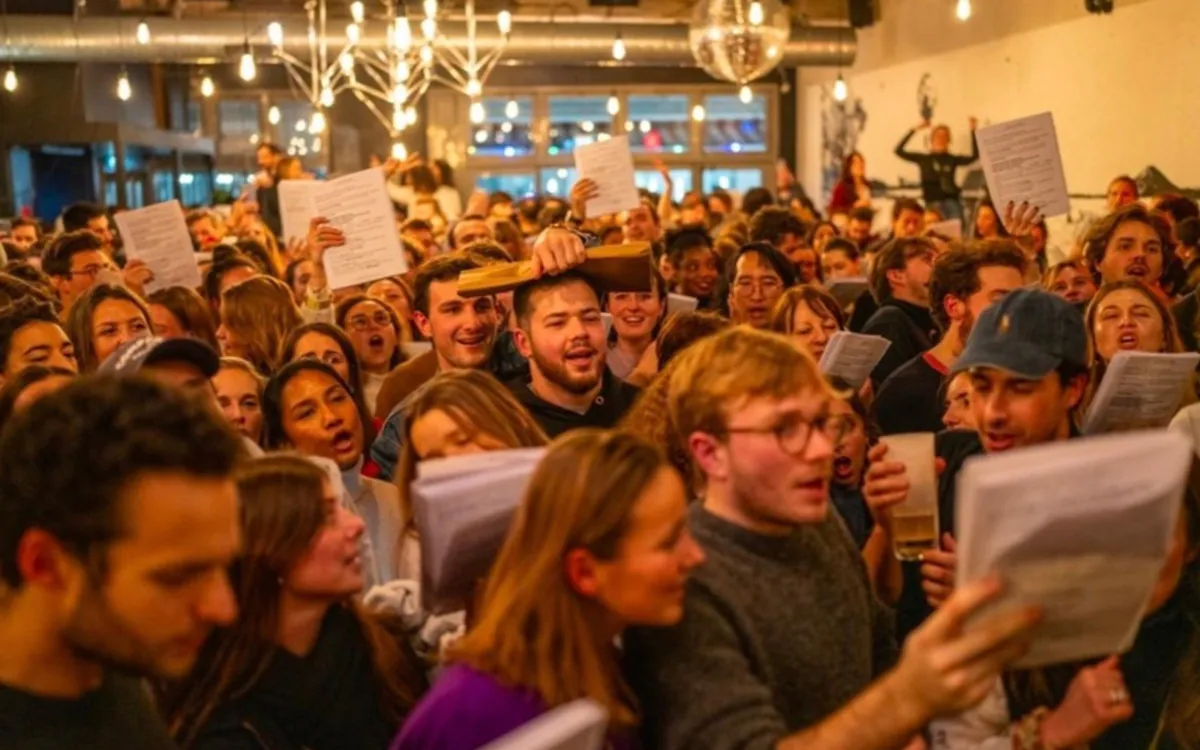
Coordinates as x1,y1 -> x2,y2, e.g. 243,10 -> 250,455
540,167 -> 577,198
124,179 -> 145,209
626,95 -> 690,154
634,169 -> 693,203
219,99 -> 260,156
702,93 -> 768,154
703,167 -> 764,194
547,96 -> 613,156
469,97 -> 533,158
152,171 -> 174,203
475,172 -> 536,197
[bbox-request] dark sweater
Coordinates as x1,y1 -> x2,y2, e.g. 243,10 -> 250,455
623,505 -> 898,750
507,370 -> 639,439
875,352 -> 949,435
894,130 -> 980,203
1173,291 -> 1198,353
862,299 -> 938,386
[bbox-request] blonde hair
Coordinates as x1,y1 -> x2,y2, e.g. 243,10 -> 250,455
621,357 -> 695,492
668,326 -> 831,443
220,276 -> 303,375
448,430 -> 669,727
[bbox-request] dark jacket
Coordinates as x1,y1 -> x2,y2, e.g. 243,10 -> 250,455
507,370 -> 640,439
862,299 -> 938,386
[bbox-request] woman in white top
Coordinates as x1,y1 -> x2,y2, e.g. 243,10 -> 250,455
605,266 -> 667,382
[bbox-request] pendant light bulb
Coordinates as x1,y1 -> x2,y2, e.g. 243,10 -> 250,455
738,84 -> 752,104
268,21 -> 284,47
268,105 -> 281,124
421,17 -> 436,40
310,111 -> 327,134
504,98 -> 518,119
350,1 -> 365,23
319,87 -> 335,108
346,23 -> 361,45
497,9 -> 512,35
3,67 -> 17,93
691,104 -> 706,122
116,68 -> 132,101
423,0 -> 438,17
135,20 -> 151,45
611,32 -> 626,61
238,44 -> 257,82
955,0 -> 972,21
606,94 -> 620,116
393,17 -> 412,51
833,74 -> 848,102
469,100 -> 485,124
748,1 -> 764,25
465,77 -> 481,97
392,142 -> 408,160
200,74 -> 215,98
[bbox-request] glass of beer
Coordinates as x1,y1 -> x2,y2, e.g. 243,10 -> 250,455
884,432 -> 939,561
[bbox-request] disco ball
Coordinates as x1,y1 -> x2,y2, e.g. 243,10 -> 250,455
688,0 -> 790,85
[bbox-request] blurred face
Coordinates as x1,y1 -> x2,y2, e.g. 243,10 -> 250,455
218,266 -> 259,300
213,367 -> 264,443
290,332 -> 352,386
790,300 -> 840,361
61,473 -> 239,679
894,209 -> 924,239
284,480 -> 366,599
893,246 -> 935,304
452,219 -> 492,249
680,202 -> 707,226
87,216 -> 114,250
1097,219 -> 1164,285
975,206 -> 1000,239
215,317 -> 248,361
410,407 -> 508,460
581,467 -> 705,628
148,304 -> 187,340
518,280 -> 607,395
4,321 -> 78,379
729,252 -> 785,329
609,290 -> 663,343
942,372 -> 975,431
923,211 -> 943,229
489,201 -> 514,221
931,126 -> 951,152
91,299 -> 150,367
289,261 -> 314,304
959,266 -> 1025,339
1049,265 -> 1098,304
1107,179 -> 1138,211
623,206 -> 660,243
847,218 -> 872,245
676,247 -> 719,299
822,249 -> 860,280
366,279 -> 412,326
829,397 -> 868,487
969,368 -> 1083,453
715,389 -> 835,530
405,228 -> 438,256
415,279 -> 498,371
188,217 -> 220,250
11,224 -> 38,251
849,154 -> 865,179
257,146 -> 279,171
812,224 -> 837,253
789,247 -> 819,284
1092,288 -> 1166,363
343,300 -> 398,374
56,249 -> 115,306
280,369 -> 364,470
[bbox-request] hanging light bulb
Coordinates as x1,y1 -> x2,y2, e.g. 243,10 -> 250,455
833,73 -> 848,102
606,94 -> 620,116
611,32 -> 626,61
391,142 -> 408,160
738,84 -> 752,104
748,1 -> 764,25
346,23 -> 361,44
424,0 -> 438,16
393,108 -> 407,131
238,43 -> 257,82
396,60 -> 410,80
497,9 -> 512,35
465,77 -> 481,97
268,105 -> 281,124
421,17 -> 436,39
955,0 -> 972,21
393,17 -> 412,51
200,74 -> 215,98
350,1 -> 365,23
116,68 -> 132,101
319,86 -> 335,108
420,45 -> 434,63
504,99 -> 519,119
3,67 -> 17,93
638,119 -> 650,134
405,106 -> 418,125
691,104 -> 706,122
393,83 -> 409,104
312,136 -> 322,153
469,100 -> 485,124
268,21 -> 284,47
310,111 -> 327,134
135,19 -> 151,45
339,52 -> 355,74
296,119 -> 308,133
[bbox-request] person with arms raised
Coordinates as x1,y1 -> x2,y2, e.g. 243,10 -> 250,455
894,118 -> 979,222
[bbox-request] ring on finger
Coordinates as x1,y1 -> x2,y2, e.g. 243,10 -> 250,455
1108,688 -> 1129,705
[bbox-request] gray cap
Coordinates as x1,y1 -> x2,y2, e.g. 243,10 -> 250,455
950,288 -> 1088,380
98,335 -> 220,378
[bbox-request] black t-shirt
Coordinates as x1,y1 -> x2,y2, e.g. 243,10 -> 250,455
0,673 -> 177,750
875,352 -> 948,435
862,300 -> 938,386
507,370 -> 640,439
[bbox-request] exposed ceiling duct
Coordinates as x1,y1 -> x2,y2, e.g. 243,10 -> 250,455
0,15 -> 856,67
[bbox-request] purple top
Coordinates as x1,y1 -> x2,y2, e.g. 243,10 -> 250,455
392,664 -> 635,750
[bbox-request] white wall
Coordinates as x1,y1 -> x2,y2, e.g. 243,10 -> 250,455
796,0 -> 1197,243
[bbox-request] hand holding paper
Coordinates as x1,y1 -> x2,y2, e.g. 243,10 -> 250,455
818,332 -> 891,391
112,199 -> 201,294
573,135 -> 641,218
975,112 -> 1070,220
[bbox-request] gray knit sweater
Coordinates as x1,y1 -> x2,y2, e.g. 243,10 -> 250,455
623,504 -> 899,750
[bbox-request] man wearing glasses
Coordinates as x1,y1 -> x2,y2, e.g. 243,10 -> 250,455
725,242 -> 798,329
623,327 -> 1043,750
40,231 -> 120,313
863,236 -> 940,385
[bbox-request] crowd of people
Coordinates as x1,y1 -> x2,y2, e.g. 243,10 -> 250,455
0,130 -> 1197,750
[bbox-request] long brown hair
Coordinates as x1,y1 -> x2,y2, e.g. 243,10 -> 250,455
65,283 -> 152,371
148,286 -> 219,350
768,285 -> 846,335
447,430 -> 669,727
162,454 -> 423,746
220,276 -> 303,376
394,369 -> 547,536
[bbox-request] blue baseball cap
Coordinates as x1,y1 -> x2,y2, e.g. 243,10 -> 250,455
98,335 -> 220,378
950,288 -> 1088,379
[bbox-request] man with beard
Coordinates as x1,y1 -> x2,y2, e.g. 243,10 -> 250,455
1084,203 -> 1173,290
874,241 -> 1026,435
508,271 -> 640,437
862,237 -> 939,385
0,376 -> 243,748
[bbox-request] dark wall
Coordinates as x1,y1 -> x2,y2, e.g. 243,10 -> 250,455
80,63 -> 157,127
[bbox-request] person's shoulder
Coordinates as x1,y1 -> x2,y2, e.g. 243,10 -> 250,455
936,429 -> 984,469
862,304 -> 906,332
394,665 -> 542,750
877,355 -> 926,392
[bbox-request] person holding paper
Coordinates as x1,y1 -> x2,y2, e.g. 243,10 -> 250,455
624,327 -> 1042,750
894,118 -> 980,222
41,230 -> 146,313
508,272 -> 641,438
875,242 -> 1027,435
393,431 -> 706,750
865,288 -> 1090,639
606,270 -> 667,382
769,285 -> 845,362
931,492 -> 1200,750
1084,204 -> 1174,290
726,243 -> 798,329
0,297 -> 78,382
862,237 -> 939,385
163,454 -> 427,750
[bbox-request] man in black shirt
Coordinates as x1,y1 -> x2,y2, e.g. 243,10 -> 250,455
875,241 -> 1027,435
862,237 -> 939,385
0,376 -> 244,749
894,118 -> 979,222
508,271 -> 639,437
865,288 -> 1089,639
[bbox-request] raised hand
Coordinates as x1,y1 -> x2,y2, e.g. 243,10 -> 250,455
1040,656 -> 1134,747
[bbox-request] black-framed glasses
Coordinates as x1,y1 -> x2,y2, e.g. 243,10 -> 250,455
725,413 -> 857,455
69,264 -> 111,279
345,311 -> 392,331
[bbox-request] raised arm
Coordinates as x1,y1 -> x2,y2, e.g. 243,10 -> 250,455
895,122 -> 929,162
955,118 -> 980,166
